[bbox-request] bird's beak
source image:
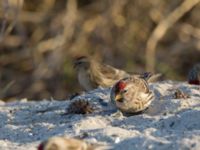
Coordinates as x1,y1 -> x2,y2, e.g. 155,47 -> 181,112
73,62 -> 77,68
115,94 -> 123,102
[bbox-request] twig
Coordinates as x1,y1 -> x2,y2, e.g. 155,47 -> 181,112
0,0 -> 9,42
0,81 -> 15,99
4,0 -> 23,37
36,0 -> 78,53
0,0 -> 24,43
145,0 -> 200,72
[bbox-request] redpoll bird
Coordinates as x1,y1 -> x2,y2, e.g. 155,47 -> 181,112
188,63 -> 200,85
74,56 -> 162,91
38,136 -> 94,150
110,76 -> 154,114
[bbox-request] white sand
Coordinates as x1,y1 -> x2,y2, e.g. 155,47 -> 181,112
0,81 -> 200,150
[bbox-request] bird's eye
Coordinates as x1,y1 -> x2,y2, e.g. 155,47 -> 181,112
123,90 -> 128,93
76,62 -> 82,65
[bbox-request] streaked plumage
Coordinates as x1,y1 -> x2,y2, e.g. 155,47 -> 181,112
188,63 -> 200,85
74,56 -> 162,91
110,76 -> 154,114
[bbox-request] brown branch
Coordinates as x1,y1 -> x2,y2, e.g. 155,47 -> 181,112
0,0 -> 24,43
36,0 -> 78,53
145,0 -> 200,72
0,0 -> 9,42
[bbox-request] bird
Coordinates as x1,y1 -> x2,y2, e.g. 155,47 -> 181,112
110,76 -> 154,114
73,56 -> 162,91
37,136 -> 98,150
188,63 -> 200,85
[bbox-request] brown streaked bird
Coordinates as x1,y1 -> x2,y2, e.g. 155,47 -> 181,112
110,76 -> 154,114
38,136 -> 104,150
74,56 -> 162,91
188,63 -> 200,85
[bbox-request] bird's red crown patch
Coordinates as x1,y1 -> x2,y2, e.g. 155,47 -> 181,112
117,81 -> 126,90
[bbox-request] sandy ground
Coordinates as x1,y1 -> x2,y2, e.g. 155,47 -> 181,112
0,81 -> 200,150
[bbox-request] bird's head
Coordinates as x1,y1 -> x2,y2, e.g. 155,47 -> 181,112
188,80 -> 200,85
37,137 -> 65,150
188,64 -> 200,85
73,56 -> 90,70
37,141 -> 46,150
114,79 -> 128,103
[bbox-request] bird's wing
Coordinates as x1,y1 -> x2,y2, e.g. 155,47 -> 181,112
132,77 -> 153,109
145,73 -> 163,83
131,72 -> 163,83
89,62 -> 130,87
130,77 -> 150,93
99,63 -> 129,80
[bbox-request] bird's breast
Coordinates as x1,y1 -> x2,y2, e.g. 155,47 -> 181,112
78,70 -> 93,91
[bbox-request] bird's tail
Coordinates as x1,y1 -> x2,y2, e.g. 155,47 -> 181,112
140,72 -> 163,83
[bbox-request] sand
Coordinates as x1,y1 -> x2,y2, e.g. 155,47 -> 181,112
0,80 -> 200,150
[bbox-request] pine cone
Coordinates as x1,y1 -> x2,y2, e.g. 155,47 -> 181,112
67,99 -> 94,114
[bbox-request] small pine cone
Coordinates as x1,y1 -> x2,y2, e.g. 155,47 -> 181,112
174,89 -> 190,99
67,99 -> 94,114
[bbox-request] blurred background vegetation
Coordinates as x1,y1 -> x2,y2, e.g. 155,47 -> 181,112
0,0 -> 200,101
